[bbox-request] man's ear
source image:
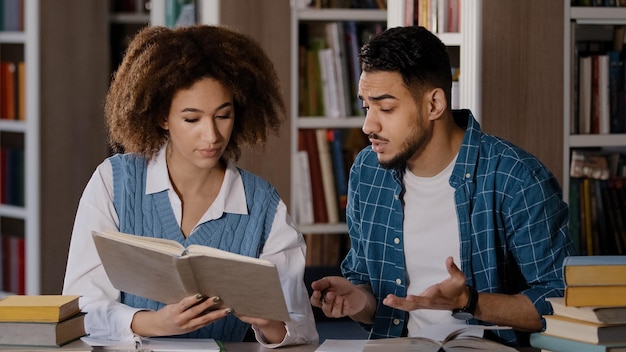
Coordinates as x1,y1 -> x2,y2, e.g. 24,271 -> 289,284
428,88 -> 447,121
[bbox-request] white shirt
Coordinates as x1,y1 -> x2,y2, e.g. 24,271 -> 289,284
62,145 -> 318,347
403,157 -> 462,336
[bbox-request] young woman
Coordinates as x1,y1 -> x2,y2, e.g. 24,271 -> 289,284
63,25 -> 317,347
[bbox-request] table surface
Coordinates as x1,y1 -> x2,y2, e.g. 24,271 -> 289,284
221,342 -> 540,352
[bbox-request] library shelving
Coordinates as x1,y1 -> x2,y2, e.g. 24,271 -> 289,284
1,1 -> 111,296
563,0 -> 626,255
0,0 -> 38,296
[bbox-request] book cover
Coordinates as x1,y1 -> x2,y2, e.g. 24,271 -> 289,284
299,129 -> 328,224
325,22 -> 351,117
0,313 -> 86,347
543,314 -> 626,344
565,285 -> 626,307
530,332 -> 626,352
91,230 -> 290,322
0,295 -> 80,323
547,297 -> 626,324
563,255 -> 626,286
0,61 -> 17,120
316,129 -> 339,224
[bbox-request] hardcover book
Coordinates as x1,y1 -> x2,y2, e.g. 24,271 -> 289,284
547,297 -> 626,324
0,295 -> 80,323
0,312 -> 86,347
563,255 -> 626,286
530,332 -> 626,352
543,314 -> 626,344
91,230 -> 290,322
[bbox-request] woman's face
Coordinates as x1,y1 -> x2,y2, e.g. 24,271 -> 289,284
162,77 -> 235,172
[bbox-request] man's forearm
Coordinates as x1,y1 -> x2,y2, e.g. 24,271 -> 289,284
474,292 -> 542,331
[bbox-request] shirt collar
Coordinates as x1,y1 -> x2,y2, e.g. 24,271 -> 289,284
146,144 -> 248,215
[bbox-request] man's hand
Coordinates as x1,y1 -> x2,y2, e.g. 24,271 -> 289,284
383,256 -> 469,312
310,276 -> 376,324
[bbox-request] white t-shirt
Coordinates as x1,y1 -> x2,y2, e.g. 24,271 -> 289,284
403,156 -> 461,336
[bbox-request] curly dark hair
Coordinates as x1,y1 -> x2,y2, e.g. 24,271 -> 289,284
359,26 -> 453,107
105,25 -> 285,160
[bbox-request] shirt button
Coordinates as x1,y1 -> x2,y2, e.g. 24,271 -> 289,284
465,173 -> 471,179
394,194 -> 399,200
393,319 -> 400,325
394,238 -> 400,244
396,278 -> 402,285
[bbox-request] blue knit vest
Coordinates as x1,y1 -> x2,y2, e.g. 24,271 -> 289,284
109,154 -> 279,341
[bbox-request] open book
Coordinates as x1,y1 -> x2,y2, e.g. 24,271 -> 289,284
361,325 -> 517,352
91,230 -> 289,322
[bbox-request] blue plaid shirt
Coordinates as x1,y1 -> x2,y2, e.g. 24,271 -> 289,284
342,110 -> 574,346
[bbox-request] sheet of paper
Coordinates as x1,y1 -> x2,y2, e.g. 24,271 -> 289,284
315,339 -> 367,352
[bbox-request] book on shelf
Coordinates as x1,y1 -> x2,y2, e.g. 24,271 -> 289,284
543,314 -> 626,345
0,295 -> 81,323
530,332 -> 626,352
325,22 -> 351,117
91,230 -> 290,322
16,61 -> 25,121
563,255 -> 626,286
317,48 -> 342,118
295,150 -> 314,225
299,129 -> 328,224
547,297 -> 626,324
0,312 -> 86,347
329,129 -> 348,221
316,129 -> 339,224
0,61 -> 17,121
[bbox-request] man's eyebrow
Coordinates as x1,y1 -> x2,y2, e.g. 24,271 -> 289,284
357,93 -> 397,101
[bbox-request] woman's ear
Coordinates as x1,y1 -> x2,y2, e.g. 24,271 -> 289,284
160,119 -> 169,130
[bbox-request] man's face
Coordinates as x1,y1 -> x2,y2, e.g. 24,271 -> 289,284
358,71 -> 434,169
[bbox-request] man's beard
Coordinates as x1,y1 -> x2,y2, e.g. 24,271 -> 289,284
377,120 -> 430,170
378,136 -> 421,169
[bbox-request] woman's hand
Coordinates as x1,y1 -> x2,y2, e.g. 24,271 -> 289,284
237,316 -> 287,344
131,293 -> 231,337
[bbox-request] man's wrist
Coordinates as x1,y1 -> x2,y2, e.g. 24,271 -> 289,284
452,285 -> 478,320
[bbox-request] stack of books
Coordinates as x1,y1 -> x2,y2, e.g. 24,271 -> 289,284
0,295 -> 87,348
530,255 -> 626,351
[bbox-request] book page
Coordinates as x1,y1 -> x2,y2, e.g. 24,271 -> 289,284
92,231 -> 198,304
97,230 -> 185,256
186,244 -> 274,266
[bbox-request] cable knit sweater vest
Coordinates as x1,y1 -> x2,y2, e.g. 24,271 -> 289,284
109,153 -> 279,341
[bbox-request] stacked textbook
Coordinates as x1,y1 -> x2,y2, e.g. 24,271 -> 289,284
530,256 -> 626,352
0,295 -> 87,348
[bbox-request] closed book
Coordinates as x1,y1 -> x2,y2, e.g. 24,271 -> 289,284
91,230 -> 290,322
544,314 -> 626,344
0,312 -> 86,347
565,285 -> 626,307
547,297 -> 626,324
530,332 -> 626,352
0,295 -> 80,323
563,255 -> 626,286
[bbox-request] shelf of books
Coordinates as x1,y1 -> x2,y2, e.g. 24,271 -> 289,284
563,0 -> 626,256
0,0 -> 39,296
289,1 -> 386,267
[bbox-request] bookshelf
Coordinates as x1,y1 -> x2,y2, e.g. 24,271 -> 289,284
0,0 -> 38,296
1,1 -> 111,296
563,1 -> 626,255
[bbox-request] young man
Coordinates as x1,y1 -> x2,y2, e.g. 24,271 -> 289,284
310,26 -> 574,346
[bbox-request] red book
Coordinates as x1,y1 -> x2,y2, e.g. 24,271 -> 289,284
0,62 -> 17,120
